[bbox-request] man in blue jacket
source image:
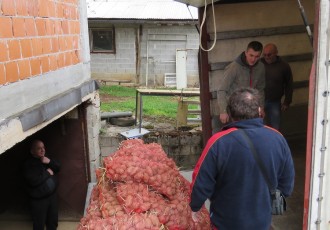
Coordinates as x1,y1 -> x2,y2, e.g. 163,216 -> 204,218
23,140 -> 61,230
190,88 -> 295,230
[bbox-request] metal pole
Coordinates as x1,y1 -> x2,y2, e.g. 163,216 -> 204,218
297,0 -> 313,46
139,93 -> 143,133
146,33 -> 149,87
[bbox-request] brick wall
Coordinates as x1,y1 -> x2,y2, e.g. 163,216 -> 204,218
0,0 -> 82,85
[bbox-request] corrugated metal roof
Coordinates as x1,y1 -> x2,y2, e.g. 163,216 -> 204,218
87,0 -> 198,20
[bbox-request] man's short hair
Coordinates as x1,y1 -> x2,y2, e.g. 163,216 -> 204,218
247,41 -> 263,52
227,87 -> 261,120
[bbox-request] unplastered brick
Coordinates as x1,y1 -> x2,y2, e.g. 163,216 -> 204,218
40,56 -> 50,74
16,0 -> 29,16
18,59 -> 31,80
31,38 -> 43,56
45,20 -> 55,36
27,0 -> 38,17
0,64 -> 5,85
8,40 -> 21,60
35,19 -> 46,36
38,0 -> 49,18
57,53 -> 65,68
1,0 -> 16,16
65,52 -> 72,66
51,37 -> 59,53
5,61 -> 19,83
12,18 -> 26,37
58,36 -> 67,51
25,18 -> 37,36
41,38 -> 52,54
0,41 -> 8,62
61,20 -> 70,34
30,58 -> 41,76
20,39 -> 33,58
0,17 -> 13,38
49,55 -> 58,71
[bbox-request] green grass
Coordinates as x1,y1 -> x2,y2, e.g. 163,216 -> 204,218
99,85 -> 183,119
100,85 -> 136,97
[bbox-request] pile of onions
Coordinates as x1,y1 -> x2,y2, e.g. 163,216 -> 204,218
78,139 -> 210,230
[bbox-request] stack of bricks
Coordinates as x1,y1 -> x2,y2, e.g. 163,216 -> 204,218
0,0 -> 81,85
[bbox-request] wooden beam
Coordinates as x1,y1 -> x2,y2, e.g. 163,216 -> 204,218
209,25 -> 314,40
210,53 -> 312,71
198,7 -> 212,145
210,80 -> 310,99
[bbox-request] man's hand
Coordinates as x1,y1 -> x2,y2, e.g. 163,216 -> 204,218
219,113 -> 229,124
41,156 -> 50,164
47,168 -> 54,175
191,211 -> 199,222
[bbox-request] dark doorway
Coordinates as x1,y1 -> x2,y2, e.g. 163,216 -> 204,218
0,105 -> 89,221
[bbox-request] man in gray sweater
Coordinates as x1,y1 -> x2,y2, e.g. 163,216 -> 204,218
215,41 -> 265,132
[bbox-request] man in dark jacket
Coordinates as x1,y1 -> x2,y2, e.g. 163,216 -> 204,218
190,88 -> 295,230
261,43 -> 293,130
23,140 -> 60,230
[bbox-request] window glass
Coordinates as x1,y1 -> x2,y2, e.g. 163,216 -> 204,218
90,29 -> 115,53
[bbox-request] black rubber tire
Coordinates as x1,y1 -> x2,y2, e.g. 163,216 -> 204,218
109,117 -> 135,127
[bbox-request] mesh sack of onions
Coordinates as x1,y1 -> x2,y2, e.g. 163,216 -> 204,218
77,139 -> 210,230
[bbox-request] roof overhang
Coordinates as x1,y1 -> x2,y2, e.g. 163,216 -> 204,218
174,0 -> 221,7
88,18 -> 198,25
174,0 -> 271,8
0,80 -> 100,154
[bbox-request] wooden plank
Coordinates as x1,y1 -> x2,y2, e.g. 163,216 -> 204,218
210,53 -> 312,71
187,109 -> 201,115
177,101 -> 188,127
100,79 -> 131,85
181,100 -> 200,104
137,88 -> 200,97
209,25 -> 314,41
210,80 -> 310,99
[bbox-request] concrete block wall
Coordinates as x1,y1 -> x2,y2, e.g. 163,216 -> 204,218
140,25 -> 199,87
99,135 -> 123,159
89,23 -> 199,87
90,25 -> 136,81
99,130 -> 203,170
154,132 -> 203,169
86,92 -> 101,182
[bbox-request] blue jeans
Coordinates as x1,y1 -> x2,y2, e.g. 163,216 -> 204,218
264,100 -> 281,130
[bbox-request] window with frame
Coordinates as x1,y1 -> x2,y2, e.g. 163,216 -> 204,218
90,28 -> 115,53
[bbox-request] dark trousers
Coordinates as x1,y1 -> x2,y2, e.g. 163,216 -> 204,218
30,193 -> 58,230
264,100 -> 281,130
